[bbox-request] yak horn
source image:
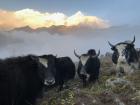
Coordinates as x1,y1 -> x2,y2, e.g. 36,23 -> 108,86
74,49 -> 80,58
108,41 -> 115,48
131,36 -> 135,44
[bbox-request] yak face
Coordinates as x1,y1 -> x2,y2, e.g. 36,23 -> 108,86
74,49 -> 100,81
79,54 -> 90,80
113,44 -> 128,64
39,55 -> 56,86
108,36 -> 138,65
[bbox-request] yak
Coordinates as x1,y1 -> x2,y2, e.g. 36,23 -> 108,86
74,49 -> 100,86
0,55 -> 50,105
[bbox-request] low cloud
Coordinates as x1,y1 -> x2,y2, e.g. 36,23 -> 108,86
0,25 -> 140,61
0,9 -> 110,31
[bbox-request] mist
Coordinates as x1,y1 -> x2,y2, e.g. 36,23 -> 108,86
0,25 -> 140,61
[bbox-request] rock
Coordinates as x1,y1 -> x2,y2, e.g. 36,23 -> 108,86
131,90 -> 140,102
106,77 -> 131,88
115,97 -> 125,105
115,62 -> 139,77
92,99 -> 97,104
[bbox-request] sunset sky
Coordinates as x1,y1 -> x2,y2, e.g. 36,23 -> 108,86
1,0 -> 140,26
0,0 -> 140,60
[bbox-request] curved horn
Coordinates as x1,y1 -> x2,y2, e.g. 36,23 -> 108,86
74,49 -> 80,58
108,41 -> 115,48
97,50 -> 100,57
92,50 -> 100,58
131,36 -> 135,44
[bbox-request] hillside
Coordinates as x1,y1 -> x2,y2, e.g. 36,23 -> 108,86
37,56 -> 140,105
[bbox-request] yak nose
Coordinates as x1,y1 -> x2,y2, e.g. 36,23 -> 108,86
80,67 -> 86,75
44,79 -> 55,86
80,71 -> 86,75
118,56 -> 127,64
118,58 -> 126,64
120,61 -> 126,64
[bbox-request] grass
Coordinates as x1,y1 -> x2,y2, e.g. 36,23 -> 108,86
38,57 -> 140,105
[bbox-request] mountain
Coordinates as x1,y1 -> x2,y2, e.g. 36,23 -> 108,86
10,26 -> 35,32
10,25 -> 98,35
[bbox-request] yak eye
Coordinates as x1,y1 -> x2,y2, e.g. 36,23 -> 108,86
128,44 -> 134,49
111,47 -> 116,51
122,49 -> 126,56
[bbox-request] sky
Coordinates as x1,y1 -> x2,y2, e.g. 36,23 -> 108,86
0,0 -> 140,60
1,0 -> 140,25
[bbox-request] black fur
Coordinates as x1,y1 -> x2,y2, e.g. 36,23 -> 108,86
77,49 -> 100,86
55,57 -> 75,90
112,49 -> 119,64
0,55 -> 46,105
43,55 -> 76,91
111,43 -> 138,64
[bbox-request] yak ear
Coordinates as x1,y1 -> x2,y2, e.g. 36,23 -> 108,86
39,58 -> 48,64
128,43 -> 135,48
29,55 -> 38,61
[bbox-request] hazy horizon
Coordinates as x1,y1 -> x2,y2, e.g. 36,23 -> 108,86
0,0 -> 140,61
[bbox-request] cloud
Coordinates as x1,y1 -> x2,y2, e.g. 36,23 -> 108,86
0,25 -> 140,60
0,9 -> 110,31
0,32 -> 22,47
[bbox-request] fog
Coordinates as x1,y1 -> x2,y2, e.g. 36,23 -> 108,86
0,25 -> 140,61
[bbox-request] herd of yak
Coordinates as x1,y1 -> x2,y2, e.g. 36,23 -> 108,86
0,36 -> 139,105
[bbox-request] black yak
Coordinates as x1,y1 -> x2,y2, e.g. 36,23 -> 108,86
0,55 -> 50,105
74,49 -> 100,86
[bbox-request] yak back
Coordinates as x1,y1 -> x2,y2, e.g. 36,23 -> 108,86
85,57 -> 100,74
55,57 -> 75,81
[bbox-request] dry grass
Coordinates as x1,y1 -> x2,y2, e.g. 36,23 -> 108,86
37,57 -> 140,105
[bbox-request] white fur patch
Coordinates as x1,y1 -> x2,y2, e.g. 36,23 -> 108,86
116,62 -> 139,76
116,44 -> 127,63
80,55 -> 89,66
44,79 -> 55,86
86,74 -> 90,81
115,44 -> 139,75
116,63 -> 132,75
130,62 -> 139,70
39,58 -> 48,68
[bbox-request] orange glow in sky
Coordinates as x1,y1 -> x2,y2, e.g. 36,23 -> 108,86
0,9 -> 110,30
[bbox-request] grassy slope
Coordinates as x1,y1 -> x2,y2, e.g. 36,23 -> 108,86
37,57 -> 140,105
